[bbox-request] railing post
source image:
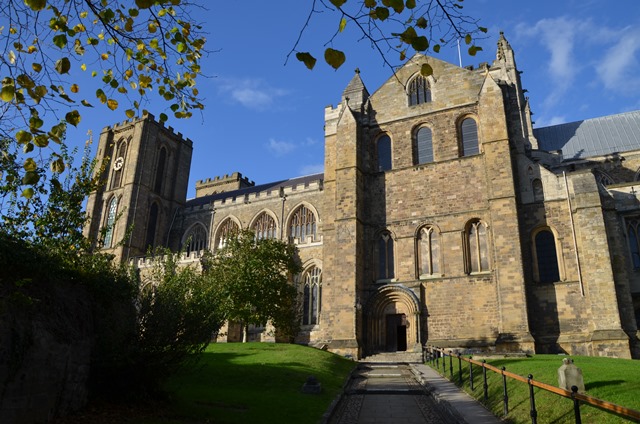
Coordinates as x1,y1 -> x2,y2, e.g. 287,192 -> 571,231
482,360 -> 488,402
528,374 -> 538,424
443,351 -> 447,373
457,354 -> 463,385
502,366 -> 509,416
469,357 -> 474,390
449,351 -> 454,379
571,386 -> 582,424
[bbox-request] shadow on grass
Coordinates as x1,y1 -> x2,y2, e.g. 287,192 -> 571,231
585,380 -> 625,391
162,344 -> 355,424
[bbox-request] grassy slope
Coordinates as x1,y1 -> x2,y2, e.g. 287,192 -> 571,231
151,343 -> 355,424
432,354 -> 640,424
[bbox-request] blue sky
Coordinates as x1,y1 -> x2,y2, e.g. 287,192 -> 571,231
71,0 -> 640,198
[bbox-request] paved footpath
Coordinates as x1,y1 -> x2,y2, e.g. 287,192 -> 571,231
327,363 -> 502,424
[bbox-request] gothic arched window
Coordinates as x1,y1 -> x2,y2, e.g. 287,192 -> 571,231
253,212 -> 277,240
532,179 -> 544,202
415,127 -> 434,165
534,229 -> 561,283
460,118 -> 479,157
289,205 -> 316,242
154,147 -> 167,194
377,134 -> 392,172
466,220 -> 489,273
377,231 -> 395,280
145,202 -> 159,250
184,224 -> 208,255
215,218 -> 239,250
418,226 -> 440,277
301,266 -> 322,326
110,139 -> 128,190
408,75 -> 432,106
627,218 -> 640,270
103,196 -> 118,248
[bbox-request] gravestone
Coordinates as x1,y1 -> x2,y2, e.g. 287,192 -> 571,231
558,358 -> 585,392
302,375 -> 322,394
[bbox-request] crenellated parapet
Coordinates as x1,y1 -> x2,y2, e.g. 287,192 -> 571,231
195,172 -> 255,198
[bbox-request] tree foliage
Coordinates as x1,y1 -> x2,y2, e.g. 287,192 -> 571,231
129,249 -> 224,389
0,0 -> 205,198
203,230 -> 302,341
290,0 -> 487,74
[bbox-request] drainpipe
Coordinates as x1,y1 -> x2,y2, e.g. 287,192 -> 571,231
564,172 -> 585,297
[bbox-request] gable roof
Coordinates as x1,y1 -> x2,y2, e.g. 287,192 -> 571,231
534,110 -> 640,160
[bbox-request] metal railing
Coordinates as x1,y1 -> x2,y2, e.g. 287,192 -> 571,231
425,346 -> 640,424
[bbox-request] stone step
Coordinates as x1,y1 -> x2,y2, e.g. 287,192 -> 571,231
361,351 -> 424,364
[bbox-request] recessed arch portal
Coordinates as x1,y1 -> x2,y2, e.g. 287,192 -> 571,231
364,285 -> 422,354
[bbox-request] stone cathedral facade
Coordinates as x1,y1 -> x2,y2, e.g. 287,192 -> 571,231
85,34 -> 640,359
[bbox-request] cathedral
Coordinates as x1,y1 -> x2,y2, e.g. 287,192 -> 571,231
84,34 -> 640,359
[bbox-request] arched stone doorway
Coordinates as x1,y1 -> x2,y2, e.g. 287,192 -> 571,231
364,285 -> 422,354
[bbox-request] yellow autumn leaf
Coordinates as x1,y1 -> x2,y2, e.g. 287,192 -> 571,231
101,53 -> 109,60
107,99 -> 118,110
70,84 -> 79,93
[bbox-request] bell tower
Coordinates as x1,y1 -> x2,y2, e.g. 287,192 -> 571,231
84,112 -> 193,262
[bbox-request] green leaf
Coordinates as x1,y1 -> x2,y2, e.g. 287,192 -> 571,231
1,86 -> 15,102
125,109 -> 136,118
55,57 -> 71,74
411,36 -> 429,51
51,158 -> 65,173
373,7 -> 389,21
465,34 -> 472,45
16,130 -> 32,144
22,171 -> 40,185
398,26 -> 418,44
159,112 -> 168,122
420,63 -> 433,77
21,188 -> 34,199
65,110 -> 81,126
339,17 -> 347,33
81,99 -> 93,107
107,99 -> 118,110
23,142 -> 34,153
416,17 -> 427,29
387,0 -> 404,13
23,158 -> 37,172
295,52 -> 317,70
406,0 -> 416,8
33,134 -> 49,148
135,0 -> 155,9
32,63 -> 43,73
324,48 -> 346,70
433,44 -> 441,53
53,34 -> 68,49
329,0 -> 347,6
468,45 -> 483,56
96,89 -> 107,103
25,0 -> 46,11
177,42 -> 187,53
365,0 -> 376,7
479,27 -> 488,33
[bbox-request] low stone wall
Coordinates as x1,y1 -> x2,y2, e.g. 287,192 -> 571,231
0,280 -> 94,423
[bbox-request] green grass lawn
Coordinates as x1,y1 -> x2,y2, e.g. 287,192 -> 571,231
429,354 -> 640,424
144,343 -> 355,424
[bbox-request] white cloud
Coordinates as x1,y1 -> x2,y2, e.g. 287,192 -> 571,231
597,28 -> 640,94
299,163 -> 324,175
535,115 -> 567,128
516,17 -> 587,106
217,78 -> 288,110
267,138 -> 296,156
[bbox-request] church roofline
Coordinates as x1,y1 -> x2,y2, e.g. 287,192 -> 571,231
185,172 -> 324,210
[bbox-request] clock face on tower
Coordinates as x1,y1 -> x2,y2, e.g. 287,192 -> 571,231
113,157 -> 124,170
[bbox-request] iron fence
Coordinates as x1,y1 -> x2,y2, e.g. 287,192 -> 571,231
425,346 -> 640,424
